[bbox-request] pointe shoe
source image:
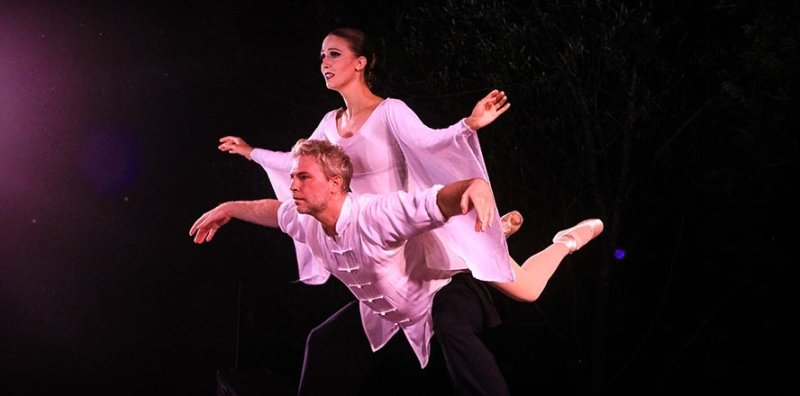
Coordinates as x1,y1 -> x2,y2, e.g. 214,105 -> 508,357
500,210 -> 524,239
552,219 -> 604,253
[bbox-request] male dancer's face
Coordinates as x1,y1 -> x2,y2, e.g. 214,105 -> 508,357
289,154 -> 333,216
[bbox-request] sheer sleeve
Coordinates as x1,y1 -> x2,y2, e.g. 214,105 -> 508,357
378,99 -> 514,282
249,117 -> 334,285
383,99 -> 475,154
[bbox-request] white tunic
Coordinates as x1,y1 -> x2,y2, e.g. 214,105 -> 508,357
277,186 -> 455,368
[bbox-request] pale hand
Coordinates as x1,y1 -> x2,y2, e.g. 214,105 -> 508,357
189,204 -> 232,244
459,179 -> 496,232
464,89 -> 511,131
219,136 -> 254,160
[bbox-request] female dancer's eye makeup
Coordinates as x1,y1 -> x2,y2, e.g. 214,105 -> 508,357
319,51 -> 342,61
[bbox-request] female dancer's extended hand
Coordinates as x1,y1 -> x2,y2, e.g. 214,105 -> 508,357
219,136 -> 254,160
464,89 -> 511,131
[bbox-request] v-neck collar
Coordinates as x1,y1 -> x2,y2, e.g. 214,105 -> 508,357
335,99 -> 387,139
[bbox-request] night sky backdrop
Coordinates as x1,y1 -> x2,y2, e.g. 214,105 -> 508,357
2,1 -> 798,395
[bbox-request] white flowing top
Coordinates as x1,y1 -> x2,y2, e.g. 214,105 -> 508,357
278,186 -> 454,367
251,98 -> 514,283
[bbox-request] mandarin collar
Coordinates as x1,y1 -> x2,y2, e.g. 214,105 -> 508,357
333,193 -> 354,237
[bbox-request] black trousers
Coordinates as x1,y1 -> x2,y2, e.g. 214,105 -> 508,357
297,273 -> 510,396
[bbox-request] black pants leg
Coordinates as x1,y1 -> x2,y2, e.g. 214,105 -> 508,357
297,300 -> 372,396
297,300 -> 439,395
432,273 -> 510,396
298,274 -> 509,396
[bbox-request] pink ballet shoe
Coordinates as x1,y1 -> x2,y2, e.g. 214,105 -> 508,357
500,210 -> 524,239
552,219 -> 604,253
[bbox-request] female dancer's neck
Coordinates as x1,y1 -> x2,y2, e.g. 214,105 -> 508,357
339,85 -> 382,116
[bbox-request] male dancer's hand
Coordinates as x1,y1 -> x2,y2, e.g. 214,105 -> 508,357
459,178 -> 496,232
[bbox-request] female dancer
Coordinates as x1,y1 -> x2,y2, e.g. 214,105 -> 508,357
216,27 -> 603,395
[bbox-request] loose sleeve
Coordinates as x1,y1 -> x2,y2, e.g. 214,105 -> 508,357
250,118 -> 330,202
382,99 -> 475,154
252,117 -> 334,285
277,200 -> 331,285
251,148 -> 293,201
359,185 -> 446,248
379,99 -> 514,282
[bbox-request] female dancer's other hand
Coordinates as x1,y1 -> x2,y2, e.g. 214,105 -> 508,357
465,89 -> 511,131
219,136 -> 254,160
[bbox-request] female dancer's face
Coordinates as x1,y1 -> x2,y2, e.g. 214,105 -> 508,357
320,34 -> 364,91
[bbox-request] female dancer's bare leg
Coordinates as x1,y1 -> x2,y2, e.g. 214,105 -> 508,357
492,215 -> 604,302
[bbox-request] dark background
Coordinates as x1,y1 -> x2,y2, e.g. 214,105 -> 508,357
2,1 -> 798,395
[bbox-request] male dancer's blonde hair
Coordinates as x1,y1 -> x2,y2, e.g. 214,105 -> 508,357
291,139 -> 353,192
